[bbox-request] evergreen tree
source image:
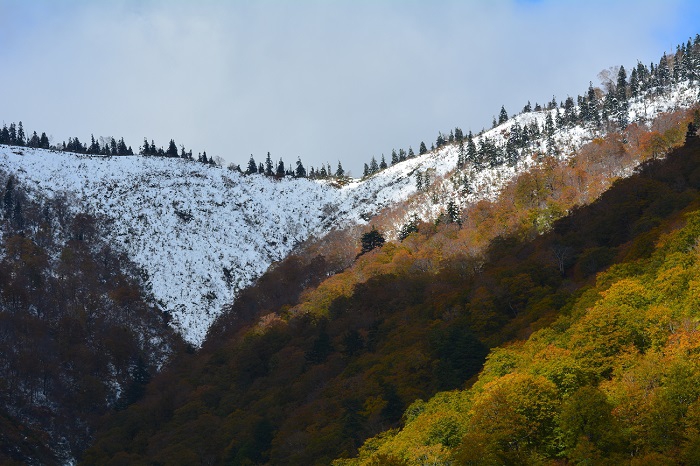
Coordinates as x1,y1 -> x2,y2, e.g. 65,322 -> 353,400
682,45 -> 694,83
258,162 -> 265,174
140,138 -> 150,155
454,127 -> 464,141
509,122 -> 522,147
246,155 -> 257,174
616,65 -> 628,102
391,149 -> 399,165
335,161 -> 344,178
379,154 -> 387,170
523,101 -> 532,113
458,172 -> 472,196
363,163 -> 370,178
87,135 -> 98,154
0,125 -> 9,144
369,156 -> 378,174
544,112 -> 555,136
117,138 -> 128,156
28,131 -> 41,148
616,101 -> 629,129
166,139 -> 178,157
69,136 -> 86,153
399,149 -> 407,162
436,132 -> 446,148
419,141 -> 427,155
265,152 -> 274,176
657,53 -> 671,88
563,96 -> 576,125
408,146 -> 415,158
16,121 -> 25,146
415,171 -> 423,191
466,131 -> 478,168
360,227 -> 385,254
445,199 -> 461,225
505,140 -> 519,167
521,124 -> 531,146
586,82 -> 600,125
276,158 -> 285,177
498,106 -> 508,124
555,108 -> 564,127
545,112 -> 556,150
457,139 -> 466,169
636,61 -> 649,91
295,157 -> 306,178
39,132 -> 49,149
479,137 -> 502,168
319,165 -> 327,178
201,151 -> 209,164
8,123 -> 16,144
398,214 -> 419,241
629,67 -> 639,97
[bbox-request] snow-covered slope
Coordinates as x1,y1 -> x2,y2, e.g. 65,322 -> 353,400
0,150 -> 342,345
1,80 -> 697,345
354,80 -> 700,234
0,147 -> 428,346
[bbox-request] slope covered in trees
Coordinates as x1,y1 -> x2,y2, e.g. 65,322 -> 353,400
340,136 -> 700,465
0,170 -> 183,464
83,113 -> 700,465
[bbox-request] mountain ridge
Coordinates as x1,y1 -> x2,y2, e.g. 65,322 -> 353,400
1,36 -> 700,464
2,76 -> 697,345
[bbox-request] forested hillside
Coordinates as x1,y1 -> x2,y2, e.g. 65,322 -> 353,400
83,114 -> 700,466
0,170 -> 183,464
339,136 -> 700,465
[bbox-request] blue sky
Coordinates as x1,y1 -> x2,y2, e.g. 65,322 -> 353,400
0,0 -> 699,175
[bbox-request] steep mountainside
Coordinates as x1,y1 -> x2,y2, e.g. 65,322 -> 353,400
0,150 -> 339,345
0,170 -> 182,464
339,137 -> 700,465
84,128 -> 700,466
2,78 -> 697,346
